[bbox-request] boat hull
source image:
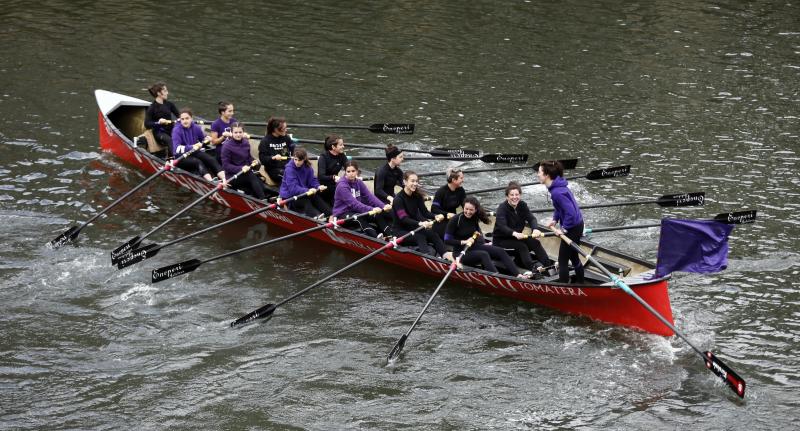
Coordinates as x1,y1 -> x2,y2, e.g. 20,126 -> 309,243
95,90 -> 674,336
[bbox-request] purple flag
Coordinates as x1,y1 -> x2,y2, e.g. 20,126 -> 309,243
655,218 -> 734,277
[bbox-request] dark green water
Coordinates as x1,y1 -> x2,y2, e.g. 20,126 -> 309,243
1,0 -> 798,429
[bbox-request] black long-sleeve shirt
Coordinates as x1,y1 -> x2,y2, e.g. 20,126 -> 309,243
258,134 -> 295,173
492,200 -> 538,240
374,163 -> 404,203
431,184 -> 466,216
317,151 -> 349,189
392,190 -> 434,230
444,213 -> 485,253
144,100 -> 179,135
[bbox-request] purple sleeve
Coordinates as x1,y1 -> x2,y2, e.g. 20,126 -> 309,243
220,139 -> 237,175
359,181 -> 384,208
171,126 -> 188,155
550,192 -> 567,224
280,165 -> 307,198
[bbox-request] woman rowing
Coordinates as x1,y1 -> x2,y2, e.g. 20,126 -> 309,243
374,144 -> 404,204
171,108 -> 225,182
538,160 -> 584,283
431,167 -> 466,239
317,134 -> 349,206
209,101 -> 238,163
221,123 -> 270,200
144,81 -> 179,157
391,171 -> 448,258
333,161 -> 392,238
492,181 -> 553,275
279,147 -> 331,219
445,197 -> 531,278
258,117 -> 295,185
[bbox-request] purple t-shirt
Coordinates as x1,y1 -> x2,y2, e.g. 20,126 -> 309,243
211,117 -> 238,138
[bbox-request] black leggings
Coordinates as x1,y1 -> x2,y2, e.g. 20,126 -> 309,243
290,194 -> 331,218
176,151 -> 222,178
154,131 -> 173,157
460,243 -> 520,276
229,171 -> 268,200
341,212 -> 392,237
396,226 -> 446,257
558,222 -> 584,283
492,237 -> 552,270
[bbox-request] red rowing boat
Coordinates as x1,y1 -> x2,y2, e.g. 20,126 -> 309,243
95,89 -> 675,336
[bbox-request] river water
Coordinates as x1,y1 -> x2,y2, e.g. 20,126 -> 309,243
1,0 -> 798,429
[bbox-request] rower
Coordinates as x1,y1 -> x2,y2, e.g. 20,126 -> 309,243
317,134 -> 349,206
143,81 -> 179,158
333,161 -> 392,238
171,108 -> 225,183
391,171 -> 448,258
431,167 -> 466,239
258,117 -> 295,186
221,123 -> 271,200
445,197 -> 531,278
374,144 -> 405,204
208,101 -> 238,163
279,147 -> 331,219
492,181 -> 553,275
538,160 -> 585,283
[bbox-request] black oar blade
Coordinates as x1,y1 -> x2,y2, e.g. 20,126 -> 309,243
110,236 -> 141,265
368,123 -> 414,134
656,192 -> 705,207
48,225 -> 80,249
481,154 -> 528,163
585,165 -> 631,181
714,210 -> 757,225
151,259 -> 202,283
704,351 -> 746,398
230,303 -> 277,327
432,148 -> 481,157
387,334 -> 408,363
116,243 -> 159,269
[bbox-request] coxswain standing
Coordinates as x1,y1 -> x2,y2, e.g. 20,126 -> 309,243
537,160 -> 584,283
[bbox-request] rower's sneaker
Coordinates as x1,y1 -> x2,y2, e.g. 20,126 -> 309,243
522,270 -> 533,278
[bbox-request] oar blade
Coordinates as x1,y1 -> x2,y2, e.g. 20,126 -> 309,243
230,303 -> 277,327
714,210 -> 757,225
368,123 -> 415,134
387,334 -> 408,363
480,154 -> 528,163
704,351 -> 746,398
585,165 -> 631,181
110,236 -> 141,265
151,259 -> 202,283
48,225 -> 80,249
656,192 -> 705,207
432,148 -> 481,157
116,243 -> 160,269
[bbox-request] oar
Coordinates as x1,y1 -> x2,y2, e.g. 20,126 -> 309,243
346,154 -> 528,164
115,189 -> 321,269
242,121 -> 415,134
529,192 -> 705,213
469,165 -> 631,195
110,161 -> 259,265
294,138 -> 480,157
415,158 -> 579,178
551,229 -> 747,398
387,231 -> 480,363
229,225 -> 427,327
152,208 -> 381,283
47,144 -> 206,249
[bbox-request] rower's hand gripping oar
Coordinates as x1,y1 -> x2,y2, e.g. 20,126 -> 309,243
469,165 -> 631,195
152,206 -> 379,283
115,189 -> 322,269
229,225 -> 427,327
47,144 -> 205,249
387,231 -> 481,363
529,191 -> 706,213
242,121 -> 415,134
294,138 -> 480,157
110,160 -> 259,265
550,227 -> 747,399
